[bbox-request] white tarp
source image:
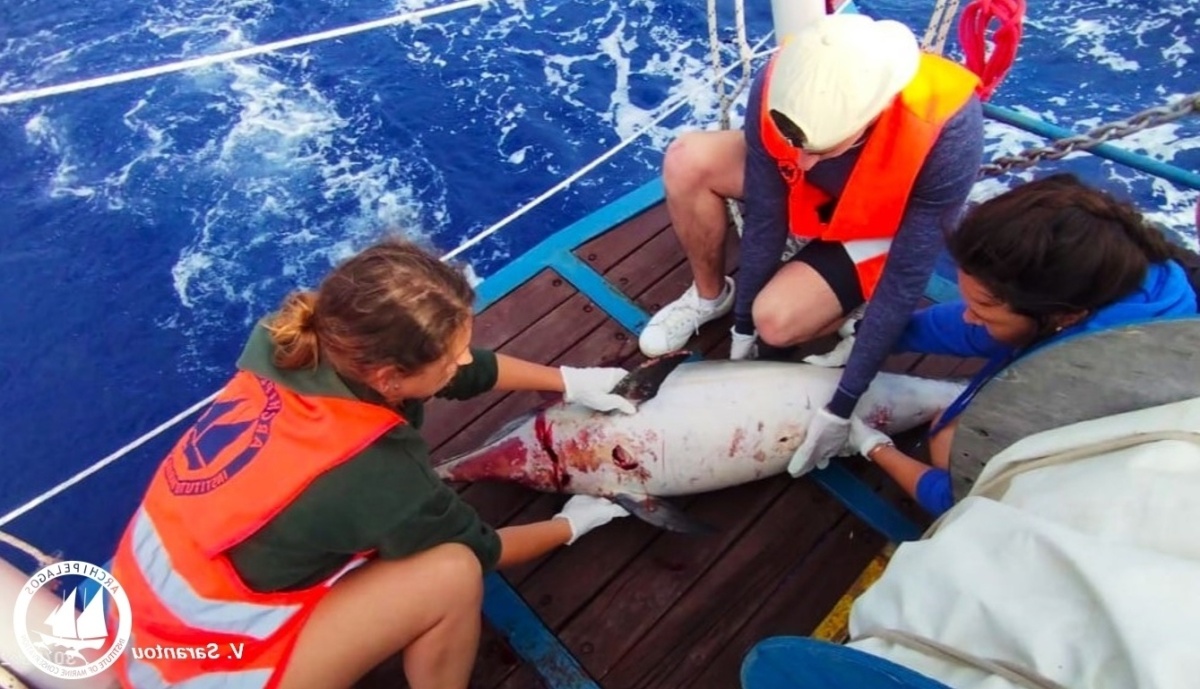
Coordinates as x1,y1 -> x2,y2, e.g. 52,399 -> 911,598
846,396 -> 1200,689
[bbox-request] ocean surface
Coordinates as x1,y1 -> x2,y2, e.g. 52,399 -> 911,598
1,0 -> 1197,565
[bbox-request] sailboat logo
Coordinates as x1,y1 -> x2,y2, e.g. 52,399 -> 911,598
12,560 -> 133,680
34,585 -> 109,664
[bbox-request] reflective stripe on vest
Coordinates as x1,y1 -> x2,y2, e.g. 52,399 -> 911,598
111,369 -> 403,687
759,52 -> 980,298
130,507 -> 301,640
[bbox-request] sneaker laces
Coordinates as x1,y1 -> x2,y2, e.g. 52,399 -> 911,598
658,286 -> 709,338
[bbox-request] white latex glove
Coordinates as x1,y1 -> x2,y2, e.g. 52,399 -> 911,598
561,366 -> 637,414
553,495 -> 631,544
787,407 -> 852,477
730,327 -> 758,361
844,416 -> 895,460
802,316 -> 859,368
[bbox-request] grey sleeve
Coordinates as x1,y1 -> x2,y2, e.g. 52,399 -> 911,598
827,95 -> 984,418
734,70 -> 791,334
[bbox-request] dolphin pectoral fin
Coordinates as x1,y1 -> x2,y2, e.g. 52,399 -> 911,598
611,493 -> 715,535
611,350 -> 692,404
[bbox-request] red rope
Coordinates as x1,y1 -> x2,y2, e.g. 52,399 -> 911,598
958,0 -> 1026,100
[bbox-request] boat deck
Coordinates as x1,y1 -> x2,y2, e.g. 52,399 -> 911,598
356,201 -> 982,689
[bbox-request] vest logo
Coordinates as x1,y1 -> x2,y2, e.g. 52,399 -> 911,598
165,376 -> 283,496
11,561 -> 132,680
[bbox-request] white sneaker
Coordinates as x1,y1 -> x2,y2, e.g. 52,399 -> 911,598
638,277 -> 735,356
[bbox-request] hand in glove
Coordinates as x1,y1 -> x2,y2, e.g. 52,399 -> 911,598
730,327 -> 758,361
843,416 -> 895,459
803,317 -> 858,368
786,407 -> 852,477
553,495 -> 631,545
561,366 -> 637,414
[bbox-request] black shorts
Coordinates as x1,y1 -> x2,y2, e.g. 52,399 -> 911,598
789,239 -> 866,314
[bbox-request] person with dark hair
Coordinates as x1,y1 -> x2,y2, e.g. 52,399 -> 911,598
109,237 -> 636,689
842,174 -> 1200,517
634,12 -> 985,479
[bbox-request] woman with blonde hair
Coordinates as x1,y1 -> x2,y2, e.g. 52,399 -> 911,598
110,237 -> 634,689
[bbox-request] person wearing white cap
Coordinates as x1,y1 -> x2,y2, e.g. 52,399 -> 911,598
636,13 -> 984,475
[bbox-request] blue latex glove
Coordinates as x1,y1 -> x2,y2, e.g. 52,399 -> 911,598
787,407 -> 851,477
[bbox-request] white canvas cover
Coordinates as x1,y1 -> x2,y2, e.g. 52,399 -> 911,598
846,396 -> 1200,689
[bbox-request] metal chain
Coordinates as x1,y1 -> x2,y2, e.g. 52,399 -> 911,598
980,91 -> 1200,177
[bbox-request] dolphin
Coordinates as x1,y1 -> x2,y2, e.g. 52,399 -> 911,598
434,352 -> 966,532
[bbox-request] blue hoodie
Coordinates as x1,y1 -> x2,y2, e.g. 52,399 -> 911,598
893,260 -> 1198,516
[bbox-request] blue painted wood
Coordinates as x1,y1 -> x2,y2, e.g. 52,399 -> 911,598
482,574 -> 601,689
551,250 -> 649,334
473,178 -> 665,312
809,464 -> 923,544
741,636 -> 952,689
924,272 -> 961,304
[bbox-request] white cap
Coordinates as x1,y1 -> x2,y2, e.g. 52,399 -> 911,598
767,13 -> 921,151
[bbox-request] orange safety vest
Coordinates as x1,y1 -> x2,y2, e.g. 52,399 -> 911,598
759,52 -> 980,298
109,370 -> 403,688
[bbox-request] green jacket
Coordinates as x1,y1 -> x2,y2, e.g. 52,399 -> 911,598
225,323 -> 502,592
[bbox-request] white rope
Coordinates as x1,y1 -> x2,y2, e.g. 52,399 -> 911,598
445,40 -> 775,260
0,44 -> 780,530
921,0 -> 962,55
706,0 -> 754,236
0,0 -> 487,106
0,394 -> 217,528
0,530 -> 59,568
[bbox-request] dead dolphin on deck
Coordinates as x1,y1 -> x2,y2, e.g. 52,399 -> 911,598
434,351 -> 966,533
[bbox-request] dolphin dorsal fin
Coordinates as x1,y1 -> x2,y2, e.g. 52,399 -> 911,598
611,350 -> 692,403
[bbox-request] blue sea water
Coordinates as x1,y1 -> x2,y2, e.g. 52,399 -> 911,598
0,0 -> 1197,566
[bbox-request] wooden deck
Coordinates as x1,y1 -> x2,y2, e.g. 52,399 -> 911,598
356,203 -> 982,689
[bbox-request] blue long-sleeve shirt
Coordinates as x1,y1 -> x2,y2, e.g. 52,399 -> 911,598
737,66 -> 985,419
896,259 -> 1199,515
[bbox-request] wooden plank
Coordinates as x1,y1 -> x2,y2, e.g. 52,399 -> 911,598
596,476 -> 849,689
495,480 -> 791,689
424,289 -> 622,453
473,269 -> 578,349
602,229 -> 687,301
576,203 -> 671,274
909,354 -> 964,380
684,511 -> 888,688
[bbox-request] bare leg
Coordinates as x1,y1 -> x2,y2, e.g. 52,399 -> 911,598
276,543 -> 484,689
751,262 -> 845,347
662,130 -> 746,299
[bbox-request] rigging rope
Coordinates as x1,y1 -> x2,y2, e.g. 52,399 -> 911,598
921,0 -> 963,55
707,0 -> 756,236
0,530 -> 58,568
0,45 -> 781,530
0,0 -> 485,106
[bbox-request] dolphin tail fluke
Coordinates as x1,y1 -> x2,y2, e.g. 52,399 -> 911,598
612,493 -> 715,535
612,350 -> 693,404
